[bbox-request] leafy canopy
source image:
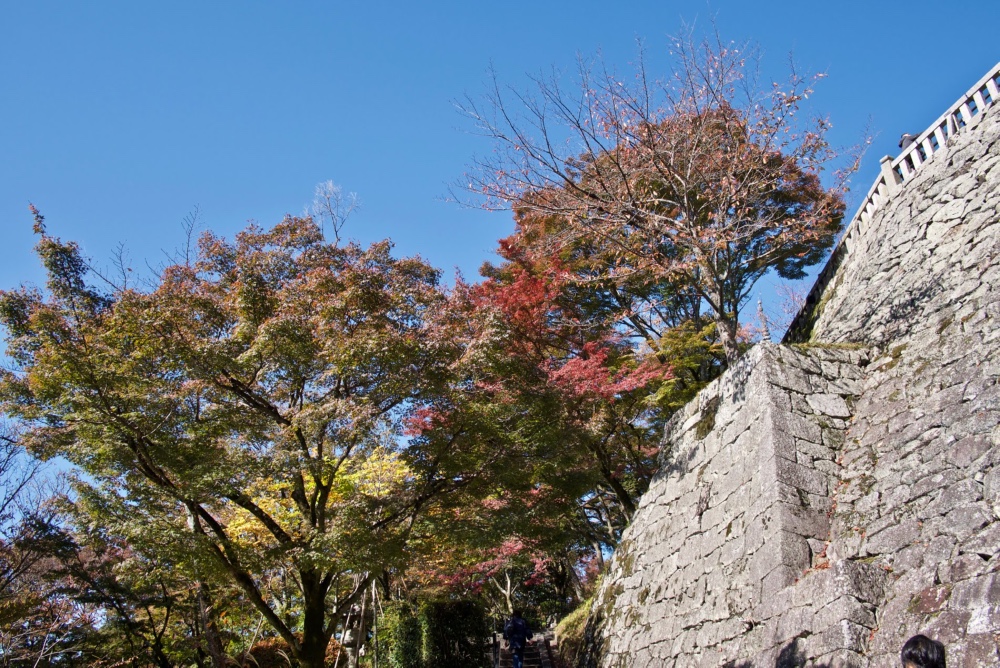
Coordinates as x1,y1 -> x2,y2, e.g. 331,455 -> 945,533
463,31 -> 850,361
0,211 -> 471,668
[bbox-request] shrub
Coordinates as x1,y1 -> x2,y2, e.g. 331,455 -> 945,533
554,599 -> 591,667
375,599 -> 490,668
376,602 -> 422,668
246,636 -> 340,667
417,599 -> 491,668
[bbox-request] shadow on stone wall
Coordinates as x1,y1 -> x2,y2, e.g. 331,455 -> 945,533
575,611 -> 603,668
723,634 -> 833,668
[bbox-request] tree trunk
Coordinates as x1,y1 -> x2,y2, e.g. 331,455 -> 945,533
297,631 -> 331,668
592,542 -> 605,573
197,582 -> 228,668
716,314 -> 741,364
346,587 -> 368,668
585,436 -> 636,517
564,557 -> 586,603
297,576 -> 333,668
492,571 -> 515,614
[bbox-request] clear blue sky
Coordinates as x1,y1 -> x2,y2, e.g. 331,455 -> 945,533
2,1 -> 999,298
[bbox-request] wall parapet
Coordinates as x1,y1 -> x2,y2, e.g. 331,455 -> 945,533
784,61 -> 1000,343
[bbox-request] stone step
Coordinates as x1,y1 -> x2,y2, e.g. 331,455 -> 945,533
491,632 -> 557,668
497,646 -> 543,668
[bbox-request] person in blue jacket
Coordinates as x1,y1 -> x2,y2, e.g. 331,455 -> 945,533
503,610 -> 533,668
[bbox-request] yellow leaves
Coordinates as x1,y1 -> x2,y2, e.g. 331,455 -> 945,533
224,479 -> 301,549
220,446 -> 412,554
344,446 -> 411,501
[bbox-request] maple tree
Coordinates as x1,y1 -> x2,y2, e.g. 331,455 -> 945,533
471,261 -> 667,518
386,247 -> 673,619
401,492 -> 596,638
405,479 -> 585,612
0,211 -> 480,668
463,31 -> 849,362
8,516 -> 249,668
0,430 -> 45,608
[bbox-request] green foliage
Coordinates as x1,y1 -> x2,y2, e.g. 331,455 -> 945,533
648,320 -> 724,414
418,599 -> 490,668
555,598 -> 592,667
377,602 -> 422,668
376,599 -> 490,668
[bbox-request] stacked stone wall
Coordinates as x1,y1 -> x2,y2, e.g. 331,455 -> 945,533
586,344 -> 881,667
807,87 -> 1000,667
580,85 -> 1000,666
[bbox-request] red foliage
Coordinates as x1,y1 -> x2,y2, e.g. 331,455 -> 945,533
480,262 -> 567,335
402,406 -> 449,437
431,537 -> 540,593
474,256 -> 670,406
543,342 -> 670,401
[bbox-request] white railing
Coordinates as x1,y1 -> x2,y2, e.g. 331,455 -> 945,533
784,61 -> 1000,342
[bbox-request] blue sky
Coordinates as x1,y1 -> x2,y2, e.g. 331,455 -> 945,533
2,1 -> 999,305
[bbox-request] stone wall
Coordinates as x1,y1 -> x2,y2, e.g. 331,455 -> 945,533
580,86 -> 1000,666
806,85 -> 1000,667
585,344 -> 883,667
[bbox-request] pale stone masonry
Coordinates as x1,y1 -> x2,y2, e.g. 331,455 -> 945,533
581,72 -> 1000,667
584,344 -> 881,667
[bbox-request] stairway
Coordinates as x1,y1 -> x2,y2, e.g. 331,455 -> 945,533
492,632 -> 559,668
